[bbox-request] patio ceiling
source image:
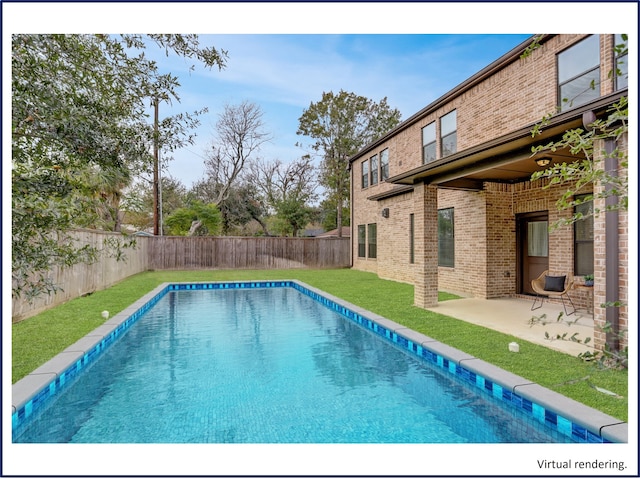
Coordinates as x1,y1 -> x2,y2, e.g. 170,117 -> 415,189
386,92 -> 624,191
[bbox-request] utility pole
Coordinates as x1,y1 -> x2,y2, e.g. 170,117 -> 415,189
153,98 -> 160,235
158,147 -> 163,236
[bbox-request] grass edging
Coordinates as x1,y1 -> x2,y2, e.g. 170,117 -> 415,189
12,269 -> 628,421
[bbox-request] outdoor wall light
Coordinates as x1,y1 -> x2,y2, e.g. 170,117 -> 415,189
535,157 -> 551,168
582,110 -> 597,129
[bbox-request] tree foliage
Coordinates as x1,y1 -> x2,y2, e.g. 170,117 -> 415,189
164,201 -> 222,236
530,97 -> 628,230
527,35 -> 628,230
297,90 -> 402,235
123,175 -> 188,233
214,183 -> 270,236
248,156 -> 317,236
526,35 -> 628,362
318,197 -> 350,232
12,34 -> 226,300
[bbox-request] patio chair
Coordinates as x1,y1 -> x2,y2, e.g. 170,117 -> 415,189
530,270 -> 576,315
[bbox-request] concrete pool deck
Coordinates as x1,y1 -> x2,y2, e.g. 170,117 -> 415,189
425,296 -> 595,357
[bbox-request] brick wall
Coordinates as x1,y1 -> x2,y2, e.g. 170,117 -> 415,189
485,183 -> 517,298
376,191 -> 416,284
437,188 -> 487,297
350,34 -> 626,351
354,177 -> 595,307
353,35 -> 620,189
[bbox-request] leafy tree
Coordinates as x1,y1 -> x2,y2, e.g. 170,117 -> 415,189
276,198 -> 313,237
318,197 -> 350,232
530,96 -> 628,229
164,201 -> 222,236
297,90 -> 401,236
124,175 -> 188,233
247,156 -> 317,236
12,34 -> 226,300
213,183 -> 270,236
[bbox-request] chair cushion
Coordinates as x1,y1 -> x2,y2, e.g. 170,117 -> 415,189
544,275 -> 566,292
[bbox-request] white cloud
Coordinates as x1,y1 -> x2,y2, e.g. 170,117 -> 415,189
160,33 -> 538,187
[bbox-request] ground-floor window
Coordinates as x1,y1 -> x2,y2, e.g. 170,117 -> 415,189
367,223 -> 377,259
357,225 -> 366,258
438,208 -> 454,267
409,213 -> 415,264
574,194 -> 594,275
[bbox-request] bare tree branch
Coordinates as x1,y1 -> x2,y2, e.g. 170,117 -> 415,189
203,101 -> 271,205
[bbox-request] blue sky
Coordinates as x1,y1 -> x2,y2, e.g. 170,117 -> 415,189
152,33 -> 533,187
5,1 -> 637,193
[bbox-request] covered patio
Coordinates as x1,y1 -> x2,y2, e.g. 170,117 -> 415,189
426,296 -> 595,357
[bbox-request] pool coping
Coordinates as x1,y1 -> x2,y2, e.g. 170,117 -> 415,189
12,280 -> 628,444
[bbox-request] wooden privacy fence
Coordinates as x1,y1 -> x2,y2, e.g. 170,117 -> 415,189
148,236 -> 350,270
13,232 -> 350,321
12,229 -> 151,321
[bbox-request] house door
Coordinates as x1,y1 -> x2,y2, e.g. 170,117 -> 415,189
518,212 -> 549,295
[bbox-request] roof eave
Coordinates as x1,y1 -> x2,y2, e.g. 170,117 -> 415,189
386,91 -> 626,186
348,34 -> 550,165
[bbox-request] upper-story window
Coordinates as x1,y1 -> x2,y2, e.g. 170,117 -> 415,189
370,154 -> 378,186
557,35 -> 600,111
380,148 -> 389,181
361,159 -> 369,188
440,110 -> 457,157
615,34 -> 628,91
422,122 -> 436,164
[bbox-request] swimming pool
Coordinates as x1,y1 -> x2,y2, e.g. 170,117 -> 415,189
12,281 -> 627,444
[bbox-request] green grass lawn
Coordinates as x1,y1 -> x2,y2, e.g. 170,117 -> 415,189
12,268 -> 628,421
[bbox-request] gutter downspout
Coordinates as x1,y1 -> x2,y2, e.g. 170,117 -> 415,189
604,139 -> 620,351
348,161 -> 354,268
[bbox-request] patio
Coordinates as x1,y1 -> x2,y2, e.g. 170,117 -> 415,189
426,296 -> 595,357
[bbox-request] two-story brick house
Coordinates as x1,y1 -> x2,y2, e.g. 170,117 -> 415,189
349,34 -> 628,352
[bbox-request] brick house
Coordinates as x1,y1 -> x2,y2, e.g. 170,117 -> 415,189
348,34 -> 628,352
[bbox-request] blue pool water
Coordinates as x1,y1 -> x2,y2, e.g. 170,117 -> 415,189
14,285 -> 575,443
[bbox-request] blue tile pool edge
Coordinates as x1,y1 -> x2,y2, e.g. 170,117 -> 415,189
11,280 -> 628,444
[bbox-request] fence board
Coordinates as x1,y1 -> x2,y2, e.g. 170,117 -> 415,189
147,236 -> 350,270
12,229 -> 151,321
13,232 -> 350,321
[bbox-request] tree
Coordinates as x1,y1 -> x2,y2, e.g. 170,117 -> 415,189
530,96 -> 628,229
200,101 -> 271,206
248,156 -> 317,236
12,34 -> 227,300
318,197 -> 350,232
123,175 -> 188,233
212,183 -> 270,236
297,90 -> 402,236
164,200 -> 222,236
188,101 -> 271,236
89,164 -> 132,233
